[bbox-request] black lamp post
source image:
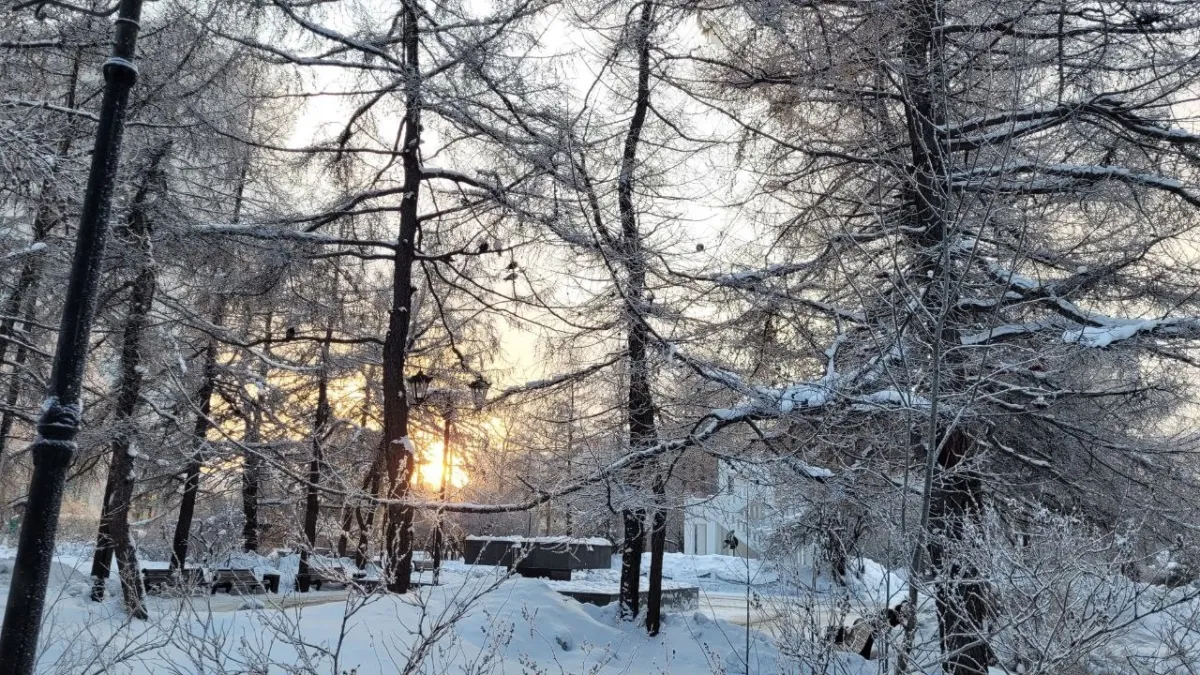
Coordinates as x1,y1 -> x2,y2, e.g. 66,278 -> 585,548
0,2 -> 146,672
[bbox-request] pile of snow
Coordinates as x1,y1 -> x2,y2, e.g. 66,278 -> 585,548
646,553 -> 779,586
848,558 -> 910,606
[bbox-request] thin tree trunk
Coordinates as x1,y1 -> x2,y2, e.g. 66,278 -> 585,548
338,450 -> 379,561
242,415 -> 261,553
338,468 -> 370,559
431,414 -> 451,584
382,0 -> 424,594
356,452 -> 384,569
87,146 -> 167,618
298,330 -> 332,592
618,509 -> 646,619
170,305 -> 222,572
616,0 -> 658,623
337,368 -> 375,558
242,314 -> 271,554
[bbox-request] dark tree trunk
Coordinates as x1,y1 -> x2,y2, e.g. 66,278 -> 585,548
893,0 -> 992,668
242,426 -> 261,553
298,330 -> 332,592
615,0 -> 658,623
242,313 -> 271,554
618,509 -> 646,619
382,0 -> 423,595
356,453 -> 384,569
170,148 -> 247,570
337,468 -> 369,559
242,381 -> 263,553
337,446 -> 380,562
87,146 -> 167,618
170,306 -> 221,572
644,472 -> 668,635
929,429 -> 990,675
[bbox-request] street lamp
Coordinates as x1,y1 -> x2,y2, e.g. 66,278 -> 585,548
407,370 -> 433,404
0,0 -> 148,672
468,375 -> 491,411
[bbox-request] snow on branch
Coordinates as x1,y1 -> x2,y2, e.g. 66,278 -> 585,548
485,356 -> 623,405
1,241 -> 46,265
190,224 -> 397,250
951,162 -> 1200,207
961,321 -> 1056,346
1,98 -> 188,129
1063,316 -> 1200,348
974,259 -> 1200,348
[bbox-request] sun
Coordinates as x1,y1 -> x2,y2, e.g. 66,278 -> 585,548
415,440 -> 469,490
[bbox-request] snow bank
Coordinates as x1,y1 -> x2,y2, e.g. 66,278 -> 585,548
649,552 -> 780,586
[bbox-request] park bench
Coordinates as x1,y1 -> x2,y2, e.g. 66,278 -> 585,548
350,571 -> 382,594
413,551 -> 435,572
142,568 -> 205,594
211,568 -> 265,595
301,565 -> 346,591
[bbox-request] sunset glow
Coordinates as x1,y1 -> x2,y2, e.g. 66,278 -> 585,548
415,440 -> 469,490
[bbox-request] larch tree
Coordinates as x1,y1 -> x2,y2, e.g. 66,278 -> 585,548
674,0 -> 1200,669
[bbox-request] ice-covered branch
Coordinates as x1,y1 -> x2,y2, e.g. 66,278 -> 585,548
952,162 -> 1200,207
1,241 -> 47,265
485,356 -> 623,405
190,224 -> 397,250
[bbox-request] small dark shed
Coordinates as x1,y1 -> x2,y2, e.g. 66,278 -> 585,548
463,536 -> 613,580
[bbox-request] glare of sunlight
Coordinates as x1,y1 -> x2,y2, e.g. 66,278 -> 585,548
415,440 -> 469,490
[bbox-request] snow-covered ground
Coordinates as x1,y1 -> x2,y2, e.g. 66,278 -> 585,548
4,543 -> 1199,673
0,544 -> 858,674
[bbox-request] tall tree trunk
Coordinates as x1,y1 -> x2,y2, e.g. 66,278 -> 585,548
382,0 -> 424,595
616,0 -> 658,623
169,305 -> 222,572
893,0 -> 993,669
87,146 -> 167,618
298,330 -> 332,592
618,509 -> 646,619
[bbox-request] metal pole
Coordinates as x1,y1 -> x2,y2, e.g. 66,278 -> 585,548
0,1 -> 144,671
745,509 -> 751,673
432,413 -> 451,585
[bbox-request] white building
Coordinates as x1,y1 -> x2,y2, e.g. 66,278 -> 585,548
683,460 -> 818,566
